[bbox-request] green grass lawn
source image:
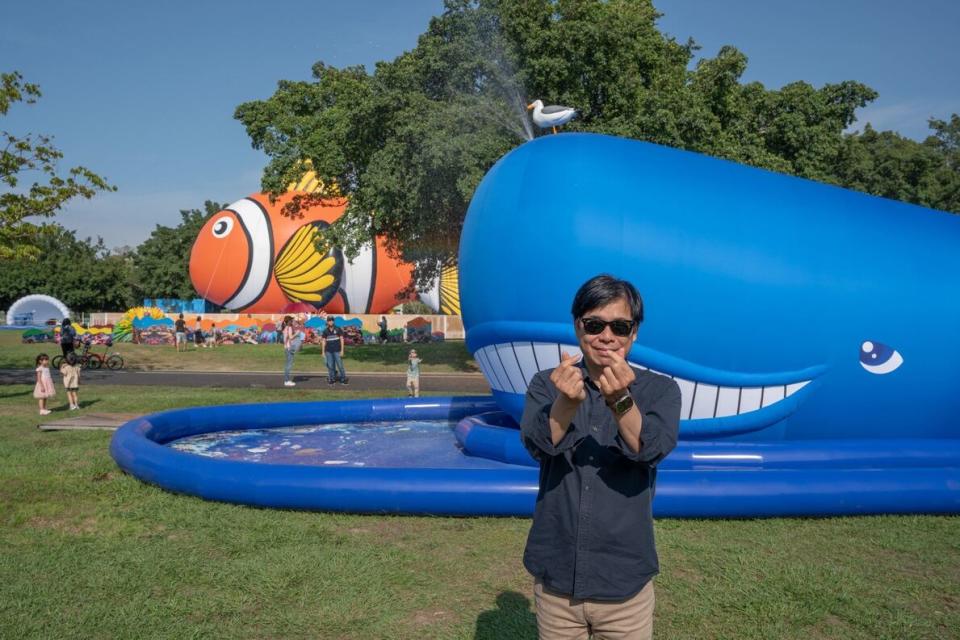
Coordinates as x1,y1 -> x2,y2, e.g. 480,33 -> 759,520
1,385 -> 958,639
0,329 -> 478,373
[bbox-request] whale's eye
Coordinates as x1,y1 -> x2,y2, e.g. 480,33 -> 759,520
211,216 -> 234,238
860,340 -> 903,375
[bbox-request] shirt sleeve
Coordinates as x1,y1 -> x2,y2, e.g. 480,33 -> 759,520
520,372 -> 585,460
610,377 -> 682,466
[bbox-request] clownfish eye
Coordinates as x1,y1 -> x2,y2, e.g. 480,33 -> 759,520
211,216 -> 234,238
860,340 -> 903,375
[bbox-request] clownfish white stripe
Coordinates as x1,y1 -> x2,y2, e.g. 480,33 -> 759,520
339,241 -> 376,314
224,198 -> 274,310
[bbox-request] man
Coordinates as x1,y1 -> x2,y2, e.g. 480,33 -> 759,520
378,315 -> 389,344
174,313 -> 187,352
320,316 -> 349,385
59,318 -> 77,359
520,274 -> 681,640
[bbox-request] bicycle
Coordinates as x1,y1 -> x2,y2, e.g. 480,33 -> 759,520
52,343 -> 102,370
102,349 -> 124,370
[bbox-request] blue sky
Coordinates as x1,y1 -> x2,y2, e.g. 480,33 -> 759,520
2,1 -> 957,249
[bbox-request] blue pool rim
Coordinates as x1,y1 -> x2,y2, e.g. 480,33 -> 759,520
110,396 -> 542,516
110,396 -> 960,517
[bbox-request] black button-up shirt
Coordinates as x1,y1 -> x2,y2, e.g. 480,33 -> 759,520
520,362 -> 681,601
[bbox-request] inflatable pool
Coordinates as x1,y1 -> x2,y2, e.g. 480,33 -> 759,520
109,395 -> 960,517
110,396 -> 540,516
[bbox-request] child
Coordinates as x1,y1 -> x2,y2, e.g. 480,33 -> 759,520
60,352 -> 81,411
205,322 -> 218,348
33,353 -> 56,415
406,349 -> 422,398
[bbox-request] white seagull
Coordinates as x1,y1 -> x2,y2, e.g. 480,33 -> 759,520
526,99 -> 577,134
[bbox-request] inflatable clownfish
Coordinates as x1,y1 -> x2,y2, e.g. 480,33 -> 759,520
189,191 -> 460,315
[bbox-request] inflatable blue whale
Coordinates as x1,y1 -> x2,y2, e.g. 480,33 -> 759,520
461,133 -> 959,442
457,133 -> 960,515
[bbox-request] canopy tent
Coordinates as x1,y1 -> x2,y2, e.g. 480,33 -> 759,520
5,294 -> 71,326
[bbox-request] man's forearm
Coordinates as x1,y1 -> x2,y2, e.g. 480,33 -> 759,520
614,406 -> 643,453
548,397 -> 580,445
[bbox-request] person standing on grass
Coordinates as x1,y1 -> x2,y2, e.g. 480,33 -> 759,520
174,314 -> 187,352
281,315 -> 302,387
379,315 -> 389,344
33,353 -> 56,416
205,322 -> 218,348
193,316 -> 205,349
59,318 -> 77,359
520,274 -> 681,640
406,349 -> 421,398
60,352 -> 81,411
321,316 -> 348,386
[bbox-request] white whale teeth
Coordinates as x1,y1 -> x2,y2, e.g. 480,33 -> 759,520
477,342 -> 812,420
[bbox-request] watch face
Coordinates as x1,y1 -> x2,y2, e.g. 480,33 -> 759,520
614,395 -> 634,414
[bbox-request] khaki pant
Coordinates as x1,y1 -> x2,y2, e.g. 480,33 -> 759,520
406,376 -> 420,397
534,579 -> 654,640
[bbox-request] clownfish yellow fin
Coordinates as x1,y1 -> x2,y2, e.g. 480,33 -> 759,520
274,223 -> 343,306
439,262 -> 461,315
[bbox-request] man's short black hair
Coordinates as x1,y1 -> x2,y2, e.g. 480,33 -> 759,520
571,274 -> 644,325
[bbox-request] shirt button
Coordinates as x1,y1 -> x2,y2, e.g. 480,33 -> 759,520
592,426 -> 598,432
588,456 -> 594,462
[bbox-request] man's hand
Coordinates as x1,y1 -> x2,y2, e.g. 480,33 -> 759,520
550,351 -> 586,404
596,351 -> 636,404
547,351 -> 585,446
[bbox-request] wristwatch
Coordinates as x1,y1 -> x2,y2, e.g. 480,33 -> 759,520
607,393 -> 635,417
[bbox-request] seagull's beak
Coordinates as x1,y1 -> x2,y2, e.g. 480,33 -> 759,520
526,103 -> 535,110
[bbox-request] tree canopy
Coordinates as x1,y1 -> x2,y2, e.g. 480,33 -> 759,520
0,225 -> 135,313
235,0 -> 959,285
1,71 -> 115,261
132,201 -> 224,300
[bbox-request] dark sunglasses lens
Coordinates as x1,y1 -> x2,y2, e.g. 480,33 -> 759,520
609,321 -> 633,337
582,318 -> 605,334
581,318 -> 633,336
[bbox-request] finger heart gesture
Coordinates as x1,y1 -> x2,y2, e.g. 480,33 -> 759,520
550,351 -> 586,403
596,351 -> 635,401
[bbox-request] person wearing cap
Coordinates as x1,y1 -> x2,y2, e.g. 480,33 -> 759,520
320,316 -> 348,385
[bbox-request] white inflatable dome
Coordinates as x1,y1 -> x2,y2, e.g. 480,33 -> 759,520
6,294 -> 71,326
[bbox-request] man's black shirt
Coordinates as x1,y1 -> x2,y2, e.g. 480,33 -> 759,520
322,326 -> 343,353
520,361 -> 681,600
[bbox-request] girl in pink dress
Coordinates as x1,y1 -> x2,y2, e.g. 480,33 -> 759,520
33,353 -> 56,415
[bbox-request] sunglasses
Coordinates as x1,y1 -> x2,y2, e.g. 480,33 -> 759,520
580,317 -> 635,337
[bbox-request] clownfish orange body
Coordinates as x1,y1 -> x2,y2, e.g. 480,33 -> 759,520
189,193 -> 452,314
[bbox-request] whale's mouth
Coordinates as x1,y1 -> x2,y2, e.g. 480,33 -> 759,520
471,337 -> 824,438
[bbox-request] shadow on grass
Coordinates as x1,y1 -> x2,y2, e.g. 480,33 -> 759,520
0,389 -> 32,399
474,591 -> 537,640
47,399 -> 102,412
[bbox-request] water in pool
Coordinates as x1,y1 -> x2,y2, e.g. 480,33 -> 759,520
168,420 -> 516,469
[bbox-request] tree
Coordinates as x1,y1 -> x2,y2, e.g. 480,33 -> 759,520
0,225 -> 135,312
1,71 -> 116,260
235,0 -> 959,284
132,201 -> 224,300
834,122 -> 960,214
